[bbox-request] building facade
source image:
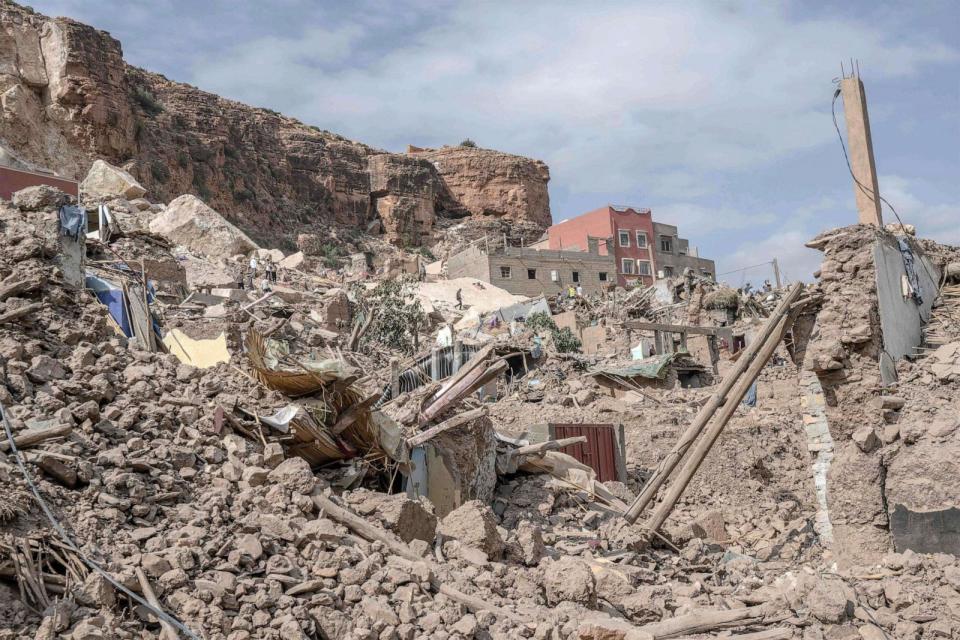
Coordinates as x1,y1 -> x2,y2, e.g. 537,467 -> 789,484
546,205 -> 656,287
651,222 -> 716,280
447,237 -> 616,297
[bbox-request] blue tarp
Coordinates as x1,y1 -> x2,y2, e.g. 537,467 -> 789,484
85,275 -> 132,337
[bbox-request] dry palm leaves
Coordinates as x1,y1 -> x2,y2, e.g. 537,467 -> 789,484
245,329 -> 357,397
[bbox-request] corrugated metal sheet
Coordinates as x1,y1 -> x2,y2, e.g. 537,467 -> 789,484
551,423 -> 620,482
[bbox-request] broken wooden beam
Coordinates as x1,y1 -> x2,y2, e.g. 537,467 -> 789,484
406,407 -> 486,448
636,603 -> 780,639
640,310 -> 795,539
510,436 -> 587,458
0,423 -> 72,453
622,282 -> 803,524
0,302 -> 43,324
421,357 -> 505,424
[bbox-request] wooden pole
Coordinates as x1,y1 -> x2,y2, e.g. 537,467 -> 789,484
641,311 -> 794,537
622,282 -> 803,524
406,407 -> 486,448
772,258 -> 782,289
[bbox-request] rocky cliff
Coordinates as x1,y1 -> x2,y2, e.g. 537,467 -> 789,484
0,1 -> 551,247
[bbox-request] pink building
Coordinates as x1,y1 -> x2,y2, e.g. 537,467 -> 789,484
547,205 -> 656,287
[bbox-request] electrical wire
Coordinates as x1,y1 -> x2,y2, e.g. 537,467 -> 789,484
717,261 -> 774,277
1,402 -> 200,640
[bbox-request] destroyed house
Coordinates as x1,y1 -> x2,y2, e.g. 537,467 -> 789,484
446,237 -> 616,297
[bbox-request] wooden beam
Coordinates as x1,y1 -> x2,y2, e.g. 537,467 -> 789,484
624,321 -> 726,336
622,282 -> 803,524
406,407 -> 486,448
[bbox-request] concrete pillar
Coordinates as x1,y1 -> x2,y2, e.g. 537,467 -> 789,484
840,76 -> 883,227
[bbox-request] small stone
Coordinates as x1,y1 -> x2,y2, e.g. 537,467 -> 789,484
437,500 -> 504,559
852,427 -> 880,453
543,557 -> 595,606
452,614 -> 478,636
242,466 -> 269,486
263,442 -> 285,468
267,457 -> 316,494
236,534 -> 263,561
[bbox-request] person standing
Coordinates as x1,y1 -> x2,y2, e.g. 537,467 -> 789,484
455,288 -> 463,310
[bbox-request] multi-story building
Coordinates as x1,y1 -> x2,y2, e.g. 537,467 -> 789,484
446,237 -> 616,297
651,222 -> 716,280
545,205 -> 715,287
545,205 -> 656,287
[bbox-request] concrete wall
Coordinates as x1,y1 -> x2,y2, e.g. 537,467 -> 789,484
652,221 -> 716,279
488,246 -> 615,297
446,243 -> 490,282
873,236 -> 939,381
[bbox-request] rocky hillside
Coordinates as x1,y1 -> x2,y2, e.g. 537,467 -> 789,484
0,0 -> 551,247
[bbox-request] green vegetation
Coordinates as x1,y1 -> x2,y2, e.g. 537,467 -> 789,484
525,311 -> 582,353
150,160 -> 170,184
319,242 -> 346,269
459,139 -> 477,147
353,277 -> 425,355
131,85 -> 164,116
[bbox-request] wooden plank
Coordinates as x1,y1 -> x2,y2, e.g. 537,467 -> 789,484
406,407 -> 486,448
625,321 -> 727,336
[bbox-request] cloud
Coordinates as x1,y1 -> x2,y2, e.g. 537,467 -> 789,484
720,230 -> 823,287
879,174 -> 960,244
187,0 -> 956,201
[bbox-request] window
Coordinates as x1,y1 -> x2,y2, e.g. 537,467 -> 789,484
702,271 -> 712,279
527,268 -> 537,280
572,271 -> 580,283
550,270 -> 559,282
618,230 -> 630,247
662,266 -> 674,277
499,266 -> 511,278
599,272 -> 608,282
636,231 -> 647,248
660,236 -> 673,253
621,258 -> 634,274
637,260 -> 652,276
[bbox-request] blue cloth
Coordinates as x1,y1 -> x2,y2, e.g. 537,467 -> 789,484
742,381 -> 757,407
85,275 -> 132,337
58,205 -> 86,240
897,237 -> 923,305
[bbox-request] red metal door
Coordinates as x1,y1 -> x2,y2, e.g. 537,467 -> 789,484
551,423 -> 619,482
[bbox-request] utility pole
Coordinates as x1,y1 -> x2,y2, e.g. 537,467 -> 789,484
839,63 -> 883,227
772,258 -> 782,289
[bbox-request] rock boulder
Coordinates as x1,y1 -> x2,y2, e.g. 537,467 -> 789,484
149,195 -> 257,258
81,160 -> 146,200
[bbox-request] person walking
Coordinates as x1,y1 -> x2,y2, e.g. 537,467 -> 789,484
455,288 -> 463,310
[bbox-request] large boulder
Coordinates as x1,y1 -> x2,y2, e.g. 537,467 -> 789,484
149,195 -> 258,258
81,160 -> 146,200
12,185 -> 68,211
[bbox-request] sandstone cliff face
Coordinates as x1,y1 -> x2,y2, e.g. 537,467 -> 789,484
0,1 -> 551,247
411,147 -> 552,229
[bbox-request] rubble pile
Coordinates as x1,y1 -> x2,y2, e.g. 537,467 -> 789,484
1,182 -> 959,639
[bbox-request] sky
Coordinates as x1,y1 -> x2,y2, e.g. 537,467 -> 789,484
33,0 -> 960,285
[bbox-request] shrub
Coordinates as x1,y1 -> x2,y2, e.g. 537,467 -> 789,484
353,277 -> 425,355
131,85 -> 163,116
526,311 -> 557,335
553,327 -> 582,353
150,160 -> 170,184
319,242 -> 346,269
459,139 -> 477,148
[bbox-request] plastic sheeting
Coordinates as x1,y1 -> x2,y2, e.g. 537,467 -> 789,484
588,353 -> 678,380
85,275 -> 132,337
